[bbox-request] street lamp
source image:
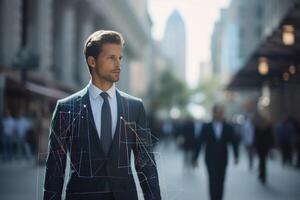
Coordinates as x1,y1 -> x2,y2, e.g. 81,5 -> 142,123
288,65 -> 296,75
282,25 -> 295,45
283,72 -> 290,81
258,57 -> 269,75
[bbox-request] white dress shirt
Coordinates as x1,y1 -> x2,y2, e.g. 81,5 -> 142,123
213,121 -> 223,139
88,81 -> 118,139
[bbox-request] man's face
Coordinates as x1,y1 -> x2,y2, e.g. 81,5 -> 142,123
213,106 -> 225,121
90,43 -> 123,83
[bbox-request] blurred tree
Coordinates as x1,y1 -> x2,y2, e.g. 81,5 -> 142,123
151,69 -> 190,115
194,76 -> 223,112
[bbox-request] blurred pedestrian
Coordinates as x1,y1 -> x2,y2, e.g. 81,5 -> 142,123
37,107 -> 51,165
295,126 -> 300,168
193,104 -> 239,200
276,117 -> 293,166
291,118 -> 300,168
15,110 -> 32,160
274,119 -> 286,166
162,119 -> 174,146
175,119 -> 185,150
2,109 -> 16,161
254,114 -> 273,184
192,118 -> 205,167
242,115 -> 255,170
182,118 -> 195,169
285,116 -> 300,168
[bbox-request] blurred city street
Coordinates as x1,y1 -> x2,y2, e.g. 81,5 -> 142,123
1,142 -> 300,200
1,0 -> 300,199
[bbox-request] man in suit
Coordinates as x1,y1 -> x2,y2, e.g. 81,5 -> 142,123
254,114 -> 273,184
192,118 -> 204,168
193,104 -> 239,200
43,30 -> 161,200
182,118 -> 196,168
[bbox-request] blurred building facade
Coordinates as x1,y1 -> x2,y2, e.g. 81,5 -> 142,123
0,0 -> 156,112
161,10 -> 187,82
0,0 -> 154,94
211,20 -> 222,76
214,0 -> 300,122
212,0 -> 298,80
211,6 -> 240,83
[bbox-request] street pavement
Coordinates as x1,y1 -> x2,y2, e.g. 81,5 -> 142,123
155,142 -> 300,200
1,142 -> 300,200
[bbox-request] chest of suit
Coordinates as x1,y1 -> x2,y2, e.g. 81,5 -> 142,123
57,96 -> 139,177
203,123 -> 233,164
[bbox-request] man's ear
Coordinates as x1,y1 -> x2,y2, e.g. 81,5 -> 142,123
87,56 -> 96,69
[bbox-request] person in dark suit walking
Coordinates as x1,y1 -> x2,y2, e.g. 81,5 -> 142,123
193,104 -> 239,200
43,30 -> 161,200
182,118 -> 196,168
254,114 -> 273,184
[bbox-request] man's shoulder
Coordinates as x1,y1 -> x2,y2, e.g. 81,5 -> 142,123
57,87 -> 87,105
117,89 -> 143,104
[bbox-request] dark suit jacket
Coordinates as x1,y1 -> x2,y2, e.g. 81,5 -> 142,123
182,120 -> 196,151
193,121 -> 238,168
43,86 -> 161,200
254,125 -> 273,155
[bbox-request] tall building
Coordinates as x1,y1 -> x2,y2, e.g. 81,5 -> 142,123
222,7 -> 240,81
211,20 -> 222,75
0,0 -> 153,93
236,0 -> 265,64
211,6 -> 240,83
161,10 -> 186,82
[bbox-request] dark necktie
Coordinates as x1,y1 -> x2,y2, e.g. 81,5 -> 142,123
100,92 -> 112,155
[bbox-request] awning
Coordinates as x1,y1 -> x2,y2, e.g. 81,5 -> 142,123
25,82 -> 69,99
1,71 -> 71,100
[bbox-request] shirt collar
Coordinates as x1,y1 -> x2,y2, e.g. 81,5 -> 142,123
88,80 -> 116,100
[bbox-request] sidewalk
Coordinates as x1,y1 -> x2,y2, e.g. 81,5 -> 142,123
0,143 -> 300,200
155,143 -> 300,200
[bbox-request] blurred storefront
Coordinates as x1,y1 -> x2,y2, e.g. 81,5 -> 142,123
0,67 -> 72,164
0,67 -> 71,109
228,2 -> 300,123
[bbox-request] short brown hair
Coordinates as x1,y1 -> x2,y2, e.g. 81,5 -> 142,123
83,30 -> 124,74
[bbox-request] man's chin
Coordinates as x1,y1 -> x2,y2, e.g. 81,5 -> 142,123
110,77 -> 119,83
103,74 -> 120,83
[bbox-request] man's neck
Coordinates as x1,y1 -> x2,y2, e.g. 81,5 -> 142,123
91,78 -> 113,91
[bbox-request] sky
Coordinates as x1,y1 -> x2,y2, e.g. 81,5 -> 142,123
148,0 -> 230,87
